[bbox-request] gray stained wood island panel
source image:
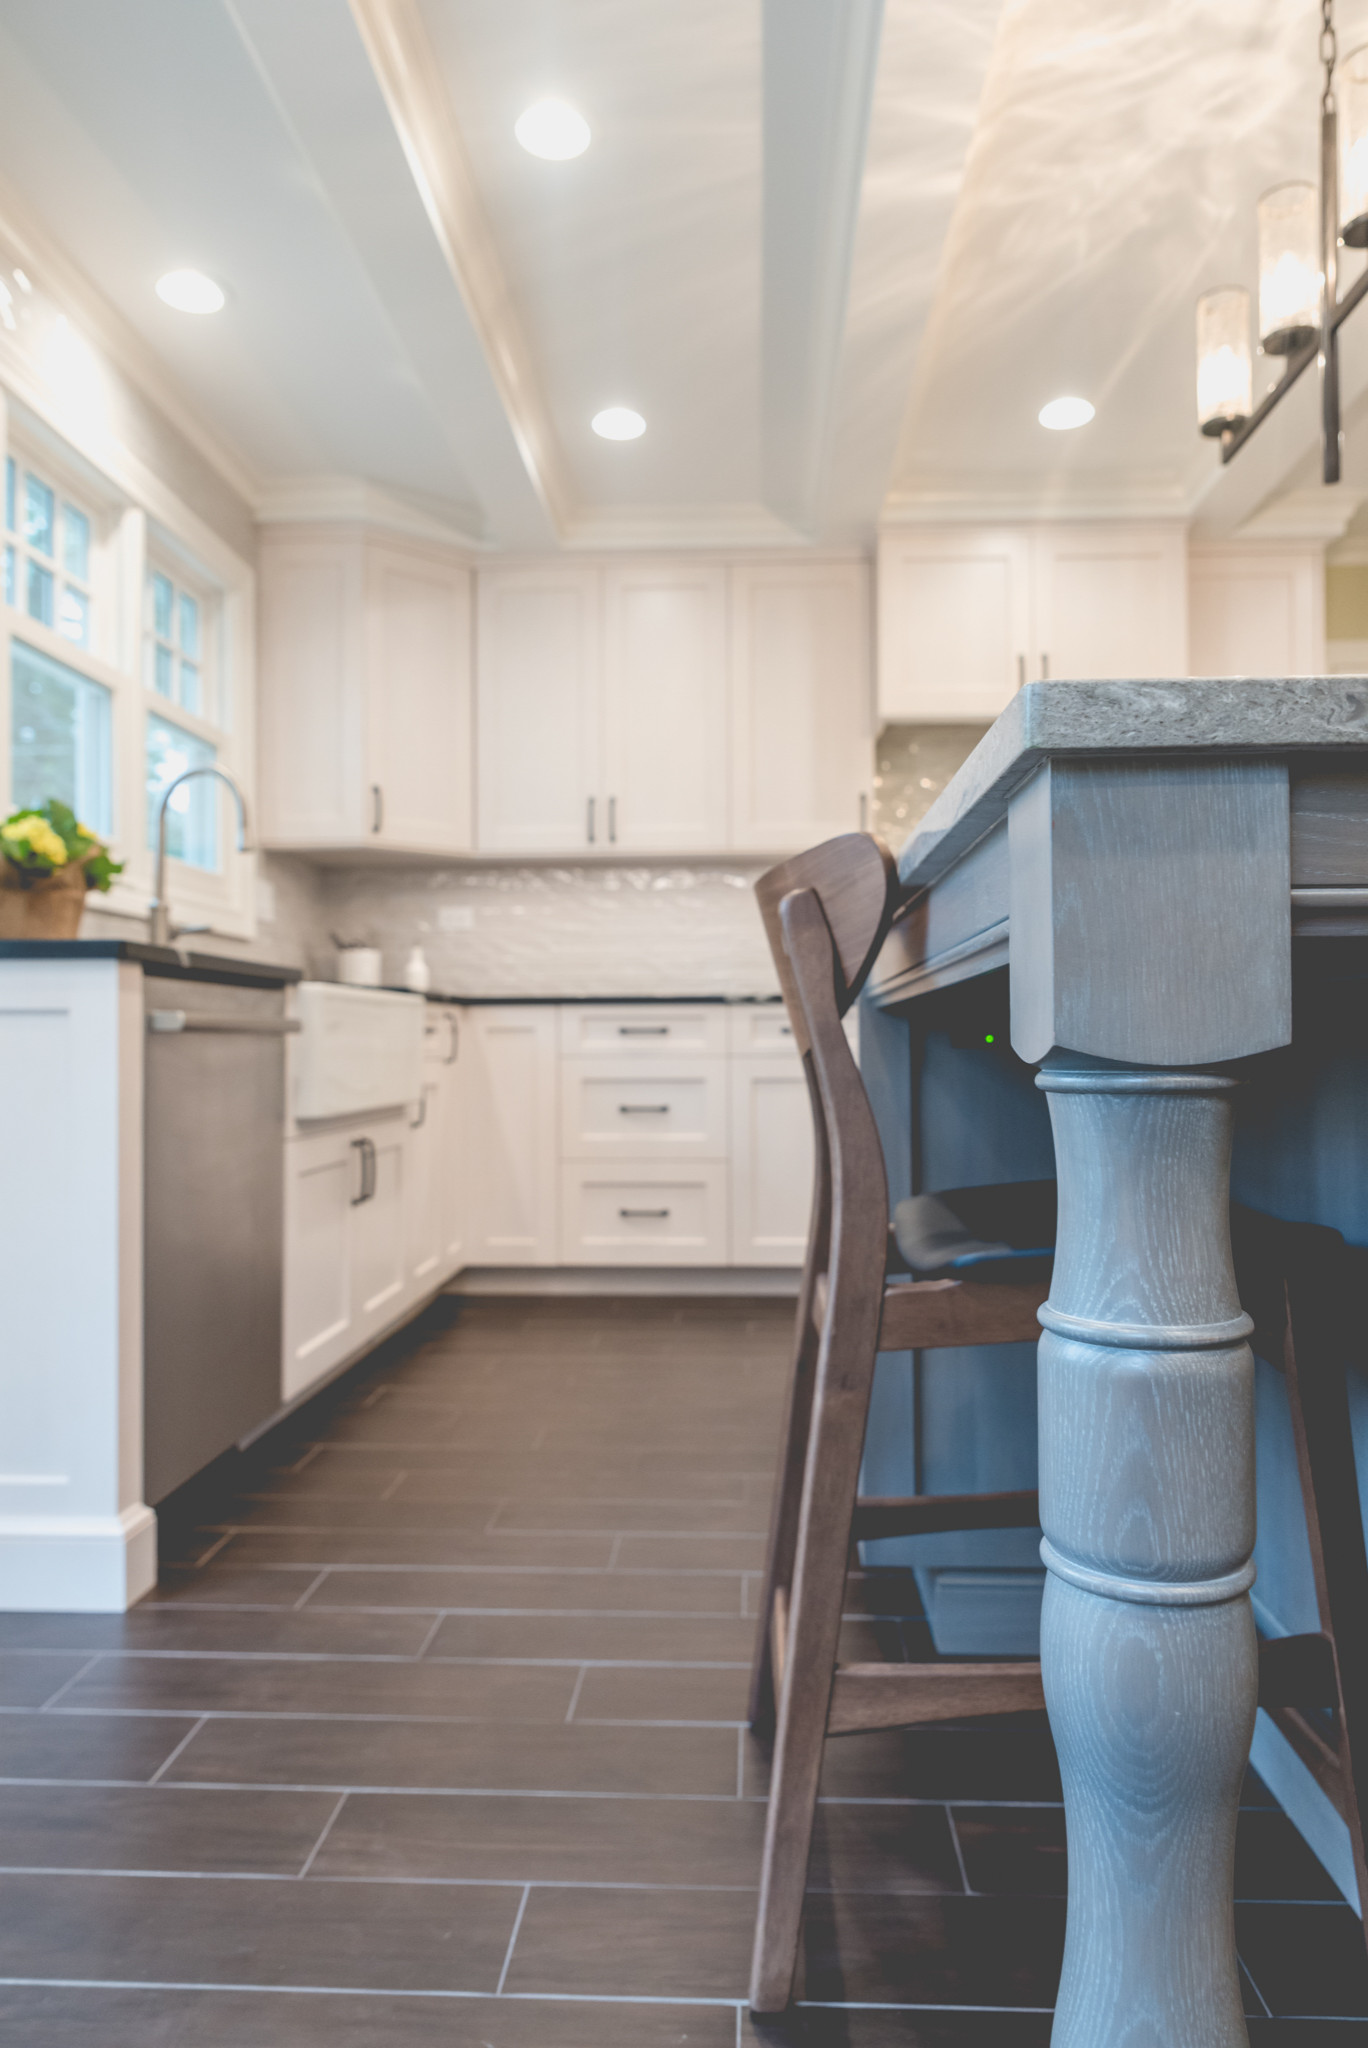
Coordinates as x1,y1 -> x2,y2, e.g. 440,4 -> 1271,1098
868,680 -> 1368,2048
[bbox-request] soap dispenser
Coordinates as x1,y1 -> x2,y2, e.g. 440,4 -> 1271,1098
402,943 -> 431,994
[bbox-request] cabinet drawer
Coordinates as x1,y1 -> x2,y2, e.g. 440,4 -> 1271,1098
559,1164 -> 729,1265
559,1005 -> 726,1059
561,1059 -> 728,1160
728,1006 -> 799,1058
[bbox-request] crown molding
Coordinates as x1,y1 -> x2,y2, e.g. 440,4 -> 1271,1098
558,501 -> 815,552
254,474 -> 487,549
881,480 -> 1191,525
1236,483 -> 1367,544
0,169 -> 259,514
347,0 -> 572,540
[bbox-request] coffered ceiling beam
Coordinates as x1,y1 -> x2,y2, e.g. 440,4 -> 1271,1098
760,0 -> 885,537
227,0 -> 564,548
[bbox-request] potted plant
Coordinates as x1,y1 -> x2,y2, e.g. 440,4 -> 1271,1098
0,800 -> 124,939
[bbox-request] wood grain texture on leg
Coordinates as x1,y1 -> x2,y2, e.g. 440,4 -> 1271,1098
1037,1062 -> 1257,2048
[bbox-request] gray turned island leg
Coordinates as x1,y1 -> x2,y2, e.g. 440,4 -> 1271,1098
1036,1061 -> 1258,2048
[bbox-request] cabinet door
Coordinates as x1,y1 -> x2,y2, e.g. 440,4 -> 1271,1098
404,1077 -> 444,1291
1031,523 -> 1187,681
462,1007 -> 559,1264
602,561 -> 728,851
366,544 -> 473,853
258,532 -> 367,845
1188,545 -> 1324,677
730,562 -> 871,849
436,1010 -> 466,1270
476,566 -> 601,853
282,1127 -> 358,1403
730,1058 -> 814,1266
877,529 -> 1031,723
351,1117 -> 408,1332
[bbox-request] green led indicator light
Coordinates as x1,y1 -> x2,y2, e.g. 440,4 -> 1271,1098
984,1032 -> 995,1045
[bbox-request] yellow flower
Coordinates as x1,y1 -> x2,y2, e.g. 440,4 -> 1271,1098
4,816 -> 67,865
2,814 -> 42,842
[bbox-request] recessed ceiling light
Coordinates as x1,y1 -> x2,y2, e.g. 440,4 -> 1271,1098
155,269 -> 225,315
1038,395 -> 1095,431
592,406 -> 646,441
515,99 -> 591,160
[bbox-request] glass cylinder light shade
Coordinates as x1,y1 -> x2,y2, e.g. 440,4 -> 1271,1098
1342,45 -> 1368,245
1197,287 -> 1252,435
1258,181 -> 1320,355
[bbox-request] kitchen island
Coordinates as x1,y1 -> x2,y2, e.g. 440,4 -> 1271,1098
862,679 -> 1368,2046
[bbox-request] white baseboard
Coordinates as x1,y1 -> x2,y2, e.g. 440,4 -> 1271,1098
0,1504 -> 157,1612
447,1266 -> 801,1298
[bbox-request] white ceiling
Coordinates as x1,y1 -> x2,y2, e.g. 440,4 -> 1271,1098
0,0 -> 1361,547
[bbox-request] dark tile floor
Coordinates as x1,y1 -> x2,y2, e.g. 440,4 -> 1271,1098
0,1295 -> 1363,2045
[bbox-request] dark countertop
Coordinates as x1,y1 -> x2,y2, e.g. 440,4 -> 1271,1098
0,940 -> 301,990
405,991 -> 784,1006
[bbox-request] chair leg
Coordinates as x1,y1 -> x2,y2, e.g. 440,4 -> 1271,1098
748,1079 -> 830,1733
1283,1245 -> 1368,1931
749,1298 -> 880,2012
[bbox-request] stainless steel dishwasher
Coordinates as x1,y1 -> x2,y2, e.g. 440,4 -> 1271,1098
143,971 -> 296,1505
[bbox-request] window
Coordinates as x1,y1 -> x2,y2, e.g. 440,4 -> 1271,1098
145,565 -> 207,717
4,454 -> 94,650
146,711 -> 218,872
10,639 -> 112,834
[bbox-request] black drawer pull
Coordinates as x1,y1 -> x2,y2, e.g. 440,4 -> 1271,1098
618,1024 -> 669,1035
618,1103 -> 670,1114
620,1207 -> 670,1219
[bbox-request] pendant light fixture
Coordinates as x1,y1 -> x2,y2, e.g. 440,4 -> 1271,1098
1197,0 -> 1368,482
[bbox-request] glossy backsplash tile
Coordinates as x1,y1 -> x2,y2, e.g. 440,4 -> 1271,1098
316,861 -> 780,998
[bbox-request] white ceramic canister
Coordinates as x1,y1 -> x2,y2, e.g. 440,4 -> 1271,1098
336,946 -> 382,987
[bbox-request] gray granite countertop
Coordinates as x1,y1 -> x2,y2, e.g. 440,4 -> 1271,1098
897,677 -> 1368,889
0,939 -> 300,989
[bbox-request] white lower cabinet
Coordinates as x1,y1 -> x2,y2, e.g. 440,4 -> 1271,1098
560,1164 -> 730,1265
560,1058 -> 728,1161
461,1006 -> 559,1265
730,1060 -> 815,1265
283,1111 -> 408,1404
283,1004 -> 469,1406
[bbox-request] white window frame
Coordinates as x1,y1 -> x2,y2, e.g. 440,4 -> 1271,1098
0,386 -> 256,942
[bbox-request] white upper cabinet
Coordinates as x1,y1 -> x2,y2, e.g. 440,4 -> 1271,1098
877,528 -> 1032,724
1188,544 -> 1325,678
365,542 -> 473,852
476,565 -> 601,854
602,561 -> 729,852
876,522 -> 1188,722
258,526 -> 473,854
730,561 -> 872,849
1031,523 -> 1187,682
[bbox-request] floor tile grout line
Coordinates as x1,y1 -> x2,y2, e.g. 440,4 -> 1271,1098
412,1613 -> 448,1660
191,1532 -> 235,1569
296,1791 -> 348,1878
36,1653 -> 104,1713
736,1723 -> 745,1798
494,1882 -> 531,1995
1237,1948 -> 1274,2018
378,1471 -> 408,1502
563,1667 -> 588,1725
945,1805 -> 973,1895
146,1716 -> 210,1786
291,1570 -> 330,1613
483,1498 -> 510,1535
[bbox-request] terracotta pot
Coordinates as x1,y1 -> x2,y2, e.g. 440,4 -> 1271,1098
0,861 -> 88,939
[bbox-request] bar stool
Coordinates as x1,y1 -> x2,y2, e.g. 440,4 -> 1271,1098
747,834 -> 1050,2013
1233,1207 -> 1368,1945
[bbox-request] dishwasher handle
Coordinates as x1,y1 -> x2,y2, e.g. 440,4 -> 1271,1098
148,1010 -> 301,1036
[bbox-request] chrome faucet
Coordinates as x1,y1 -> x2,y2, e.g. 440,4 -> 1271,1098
149,765 -> 251,949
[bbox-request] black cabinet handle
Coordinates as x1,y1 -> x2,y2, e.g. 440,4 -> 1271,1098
618,1103 -> 670,1115
586,796 -> 596,844
371,784 -> 384,833
618,1024 -> 668,1036
608,795 -> 617,843
444,1015 -> 459,1063
619,1207 -> 670,1219
349,1136 -> 371,1205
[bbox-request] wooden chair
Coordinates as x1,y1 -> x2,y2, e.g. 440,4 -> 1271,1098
1234,1209 -> 1368,1941
747,834 -> 1048,2014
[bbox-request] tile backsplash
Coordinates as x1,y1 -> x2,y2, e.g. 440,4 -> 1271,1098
314,860 -> 778,998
